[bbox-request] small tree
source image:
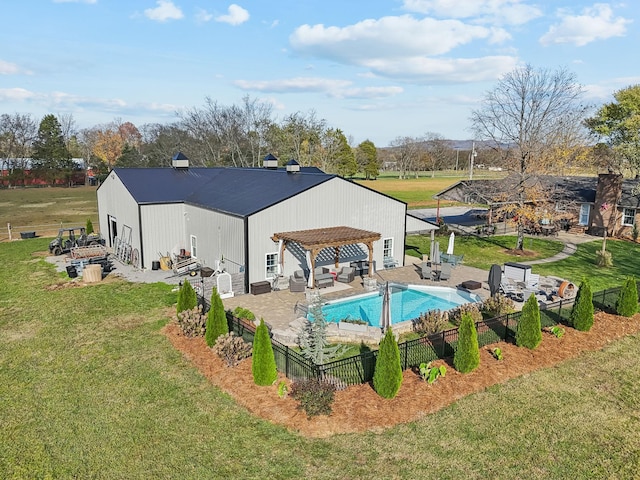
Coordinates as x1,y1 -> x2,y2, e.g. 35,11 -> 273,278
252,319 -> 277,386
373,328 -> 403,399
299,291 -> 345,364
205,287 -> 228,347
570,279 -> 594,331
616,277 -> 638,317
516,293 -> 542,349
176,280 -> 197,314
453,312 -> 480,373
85,218 -> 94,235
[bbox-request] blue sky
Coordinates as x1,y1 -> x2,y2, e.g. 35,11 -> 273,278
1,0 -> 639,146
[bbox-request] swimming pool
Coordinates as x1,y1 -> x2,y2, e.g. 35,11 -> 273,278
311,284 -> 481,328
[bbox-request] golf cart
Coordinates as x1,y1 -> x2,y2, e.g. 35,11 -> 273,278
49,227 -> 104,256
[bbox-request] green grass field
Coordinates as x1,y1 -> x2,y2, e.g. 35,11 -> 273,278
2,239 -> 640,478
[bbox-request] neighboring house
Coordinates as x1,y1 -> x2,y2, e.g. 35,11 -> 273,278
97,153 -> 437,294
434,173 -> 640,238
1,158 -> 87,187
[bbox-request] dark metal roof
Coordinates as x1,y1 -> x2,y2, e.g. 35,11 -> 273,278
111,167 -> 336,217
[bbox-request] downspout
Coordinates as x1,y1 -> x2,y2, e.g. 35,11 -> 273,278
243,216 -> 250,294
138,204 -> 144,269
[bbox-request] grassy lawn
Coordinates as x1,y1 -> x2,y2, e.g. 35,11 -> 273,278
0,186 -> 99,240
2,238 -> 640,478
406,234 -> 566,270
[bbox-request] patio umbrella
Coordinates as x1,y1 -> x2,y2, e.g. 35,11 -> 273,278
488,264 -> 502,297
433,241 -> 441,265
379,281 -> 391,333
447,232 -> 455,255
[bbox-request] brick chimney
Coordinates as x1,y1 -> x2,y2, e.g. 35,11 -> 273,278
594,172 -> 623,233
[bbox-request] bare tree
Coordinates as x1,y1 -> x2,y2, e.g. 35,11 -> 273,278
389,136 -> 422,179
471,65 -> 585,249
56,113 -> 77,151
423,132 -> 451,177
0,113 -> 37,185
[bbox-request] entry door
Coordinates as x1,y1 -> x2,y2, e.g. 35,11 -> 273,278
579,204 -> 590,226
108,216 -> 118,247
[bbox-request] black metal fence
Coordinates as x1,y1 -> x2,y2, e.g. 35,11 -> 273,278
226,285 -> 634,387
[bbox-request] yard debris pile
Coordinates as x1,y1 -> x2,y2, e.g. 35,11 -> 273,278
163,311 -> 640,438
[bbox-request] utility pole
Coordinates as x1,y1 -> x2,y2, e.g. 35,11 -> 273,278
455,149 -> 459,171
469,142 -> 477,180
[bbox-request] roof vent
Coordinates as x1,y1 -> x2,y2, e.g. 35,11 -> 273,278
286,159 -> 300,174
263,153 -> 278,169
172,152 -> 189,169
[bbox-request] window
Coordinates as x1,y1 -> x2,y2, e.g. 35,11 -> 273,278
578,204 -> 590,226
265,252 -> 279,278
190,235 -> 197,258
623,208 -> 636,226
383,238 -> 393,259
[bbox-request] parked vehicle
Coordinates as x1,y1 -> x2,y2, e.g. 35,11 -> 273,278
49,227 -> 104,256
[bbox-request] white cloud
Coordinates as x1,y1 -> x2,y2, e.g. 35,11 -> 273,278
540,4 -> 631,46
0,60 -> 32,75
215,4 -> 249,26
290,15 -> 516,83
402,0 -> 542,25
291,15 -> 505,61
0,88 -> 37,101
144,0 -> 183,22
195,8 -> 213,23
234,77 -> 403,99
53,0 -> 97,3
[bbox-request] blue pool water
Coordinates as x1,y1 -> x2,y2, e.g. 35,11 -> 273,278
312,284 -> 480,328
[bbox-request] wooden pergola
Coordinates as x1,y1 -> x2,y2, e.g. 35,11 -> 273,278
271,226 -> 381,284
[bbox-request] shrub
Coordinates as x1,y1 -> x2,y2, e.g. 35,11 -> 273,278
516,294 -> 542,349
453,312 -> 480,373
413,309 -> 449,335
491,347 -> 503,360
252,319 -> 278,386
449,303 -> 482,327
205,287 -> 228,347
233,306 -> 255,322
85,218 -> 94,234
176,280 -> 197,314
418,362 -> 446,383
211,332 -> 252,367
175,305 -> 206,337
570,279 -> 594,331
481,294 -> 516,317
290,378 -> 336,418
616,277 -> 638,317
596,249 -> 613,267
373,328 -> 403,399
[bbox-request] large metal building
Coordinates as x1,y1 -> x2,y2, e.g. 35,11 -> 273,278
97,154 -> 435,293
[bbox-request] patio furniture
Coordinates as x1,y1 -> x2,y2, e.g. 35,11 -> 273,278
289,270 -> 306,292
461,280 -> 482,290
420,262 -> 432,280
250,281 -> 271,295
383,256 -> 399,269
350,260 -> 376,277
439,262 -> 452,281
315,273 -> 334,288
336,266 -> 355,283
441,253 -> 464,266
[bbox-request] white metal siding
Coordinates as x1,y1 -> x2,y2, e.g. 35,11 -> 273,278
247,177 -> 406,284
183,205 -> 245,274
140,204 -> 186,268
96,172 -> 141,254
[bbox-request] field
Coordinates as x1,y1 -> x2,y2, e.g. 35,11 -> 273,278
2,181 -> 640,478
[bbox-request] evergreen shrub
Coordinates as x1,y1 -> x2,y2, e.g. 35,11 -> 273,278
85,218 -> 94,234
516,293 -> 542,349
252,319 -> 278,386
453,312 -> 480,373
176,280 -> 197,314
616,277 -> 638,317
570,279 -> 594,331
205,287 -> 229,347
373,328 -> 403,399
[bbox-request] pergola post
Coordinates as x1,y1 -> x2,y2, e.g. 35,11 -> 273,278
366,242 -> 375,277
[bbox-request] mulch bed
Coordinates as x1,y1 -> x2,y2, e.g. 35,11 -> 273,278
162,311 -> 640,438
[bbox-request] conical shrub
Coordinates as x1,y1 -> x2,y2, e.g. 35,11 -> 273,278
85,218 -> 94,234
516,293 -> 542,349
616,277 -> 638,317
252,319 -> 277,386
373,328 -> 403,399
176,280 -> 197,314
205,287 -> 228,347
570,279 -> 594,331
453,312 -> 480,373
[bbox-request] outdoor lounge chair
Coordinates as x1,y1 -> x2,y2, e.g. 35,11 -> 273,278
420,262 -> 432,280
336,266 -> 355,283
289,270 -> 306,292
438,262 -> 452,281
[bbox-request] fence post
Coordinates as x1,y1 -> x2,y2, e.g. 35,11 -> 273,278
403,341 -> 408,370
285,345 -> 290,378
7,223 -> 11,241
440,331 -> 445,357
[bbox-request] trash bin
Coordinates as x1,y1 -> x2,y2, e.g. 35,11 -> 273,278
66,265 -> 77,278
152,260 -> 161,270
